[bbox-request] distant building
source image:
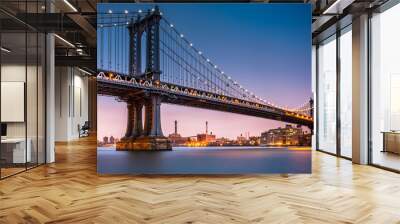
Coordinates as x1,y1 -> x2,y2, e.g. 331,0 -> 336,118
248,136 -> 260,146
237,134 -> 246,143
216,137 -> 231,146
195,121 -> 216,144
197,132 -> 216,143
103,136 -> 108,145
168,120 -> 188,146
109,136 -> 115,144
261,124 -> 310,146
188,136 -> 197,142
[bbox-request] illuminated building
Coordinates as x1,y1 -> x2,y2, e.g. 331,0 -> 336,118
237,134 -> 246,143
196,121 -> 216,144
261,124 -> 310,146
168,120 -> 189,146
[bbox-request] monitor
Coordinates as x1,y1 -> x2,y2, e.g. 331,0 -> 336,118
1,123 -> 7,137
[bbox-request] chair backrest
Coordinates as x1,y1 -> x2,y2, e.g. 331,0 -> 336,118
82,121 -> 90,129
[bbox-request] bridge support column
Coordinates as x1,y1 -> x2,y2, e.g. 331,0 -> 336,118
143,99 -> 153,136
121,102 -> 134,140
131,100 -> 144,138
149,95 -> 163,137
117,95 -> 171,151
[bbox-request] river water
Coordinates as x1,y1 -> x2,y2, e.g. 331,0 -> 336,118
97,146 -> 311,174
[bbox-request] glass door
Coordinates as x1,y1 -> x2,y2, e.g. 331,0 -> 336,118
317,35 -> 337,154
370,3 -> 400,171
339,26 -> 352,158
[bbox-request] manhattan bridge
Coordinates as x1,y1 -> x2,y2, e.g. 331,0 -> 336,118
96,6 -> 314,150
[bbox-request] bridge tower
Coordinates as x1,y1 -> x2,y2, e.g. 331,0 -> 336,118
117,6 -> 171,151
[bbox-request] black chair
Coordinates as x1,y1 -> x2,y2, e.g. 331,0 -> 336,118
79,121 -> 90,138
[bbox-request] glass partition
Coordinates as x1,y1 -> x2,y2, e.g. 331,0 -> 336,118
0,1 -> 46,179
317,35 -> 337,154
370,3 -> 400,171
339,27 -> 352,158
1,31 -> 28,177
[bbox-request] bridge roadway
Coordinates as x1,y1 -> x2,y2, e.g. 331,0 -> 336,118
96,72 -> 313,128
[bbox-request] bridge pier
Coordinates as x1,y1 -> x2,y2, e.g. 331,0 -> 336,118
121,102 -> 134,140
117,94 -> 171,151
131,100 -> 144,138
116,7 -> 170,151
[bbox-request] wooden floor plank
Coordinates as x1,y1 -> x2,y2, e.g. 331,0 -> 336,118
1,137 -> 400,224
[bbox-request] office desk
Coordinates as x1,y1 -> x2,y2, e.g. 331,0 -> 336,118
382,132 -> 400,154
1,138 -> 31,164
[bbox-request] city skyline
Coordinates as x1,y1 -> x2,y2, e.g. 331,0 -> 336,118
97,4 -> 311,141
98,95 -> 308,140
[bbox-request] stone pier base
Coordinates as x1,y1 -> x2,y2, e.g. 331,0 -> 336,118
116,137 -> 172,151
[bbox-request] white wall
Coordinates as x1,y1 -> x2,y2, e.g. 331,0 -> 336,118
1,64 -> 42,138
1,63 -> 46,164
54,67 -> 89,141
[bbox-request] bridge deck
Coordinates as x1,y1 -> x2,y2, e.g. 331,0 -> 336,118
97,75 -> 313,127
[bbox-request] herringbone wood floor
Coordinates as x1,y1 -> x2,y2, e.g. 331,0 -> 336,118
1,137 -> 400,224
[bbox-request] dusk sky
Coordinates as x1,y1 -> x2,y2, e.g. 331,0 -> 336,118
97,3 -> 311,140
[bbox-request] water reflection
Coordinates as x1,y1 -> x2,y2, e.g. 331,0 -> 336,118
98,146 -> 311,174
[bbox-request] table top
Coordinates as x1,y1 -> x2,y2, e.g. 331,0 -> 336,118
1,138 -> 28,143
381,131 -> 400,134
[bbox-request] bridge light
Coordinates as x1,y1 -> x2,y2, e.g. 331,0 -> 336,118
180,34 -> 184,38
227,76 -> 231,79
214,65 -> 217,69
113,23 -> 117,26
221,71 -> 224,74
198,51 -> 202,55
124,10 -> 128,14
170,24 -> 174,27
138,9 -> 142,13
206,59 -> 210,62
190,43 -> 193,47
108,9 -> 112,14
126,22 -> 129,25
152,8 -> 155,12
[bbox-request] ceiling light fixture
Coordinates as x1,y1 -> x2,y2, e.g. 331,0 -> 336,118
78,67 -> 92,76
54,34 -> 75,48
63,0 -> 78,12
1,47 -> 11,53
322,0 -> 353,14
